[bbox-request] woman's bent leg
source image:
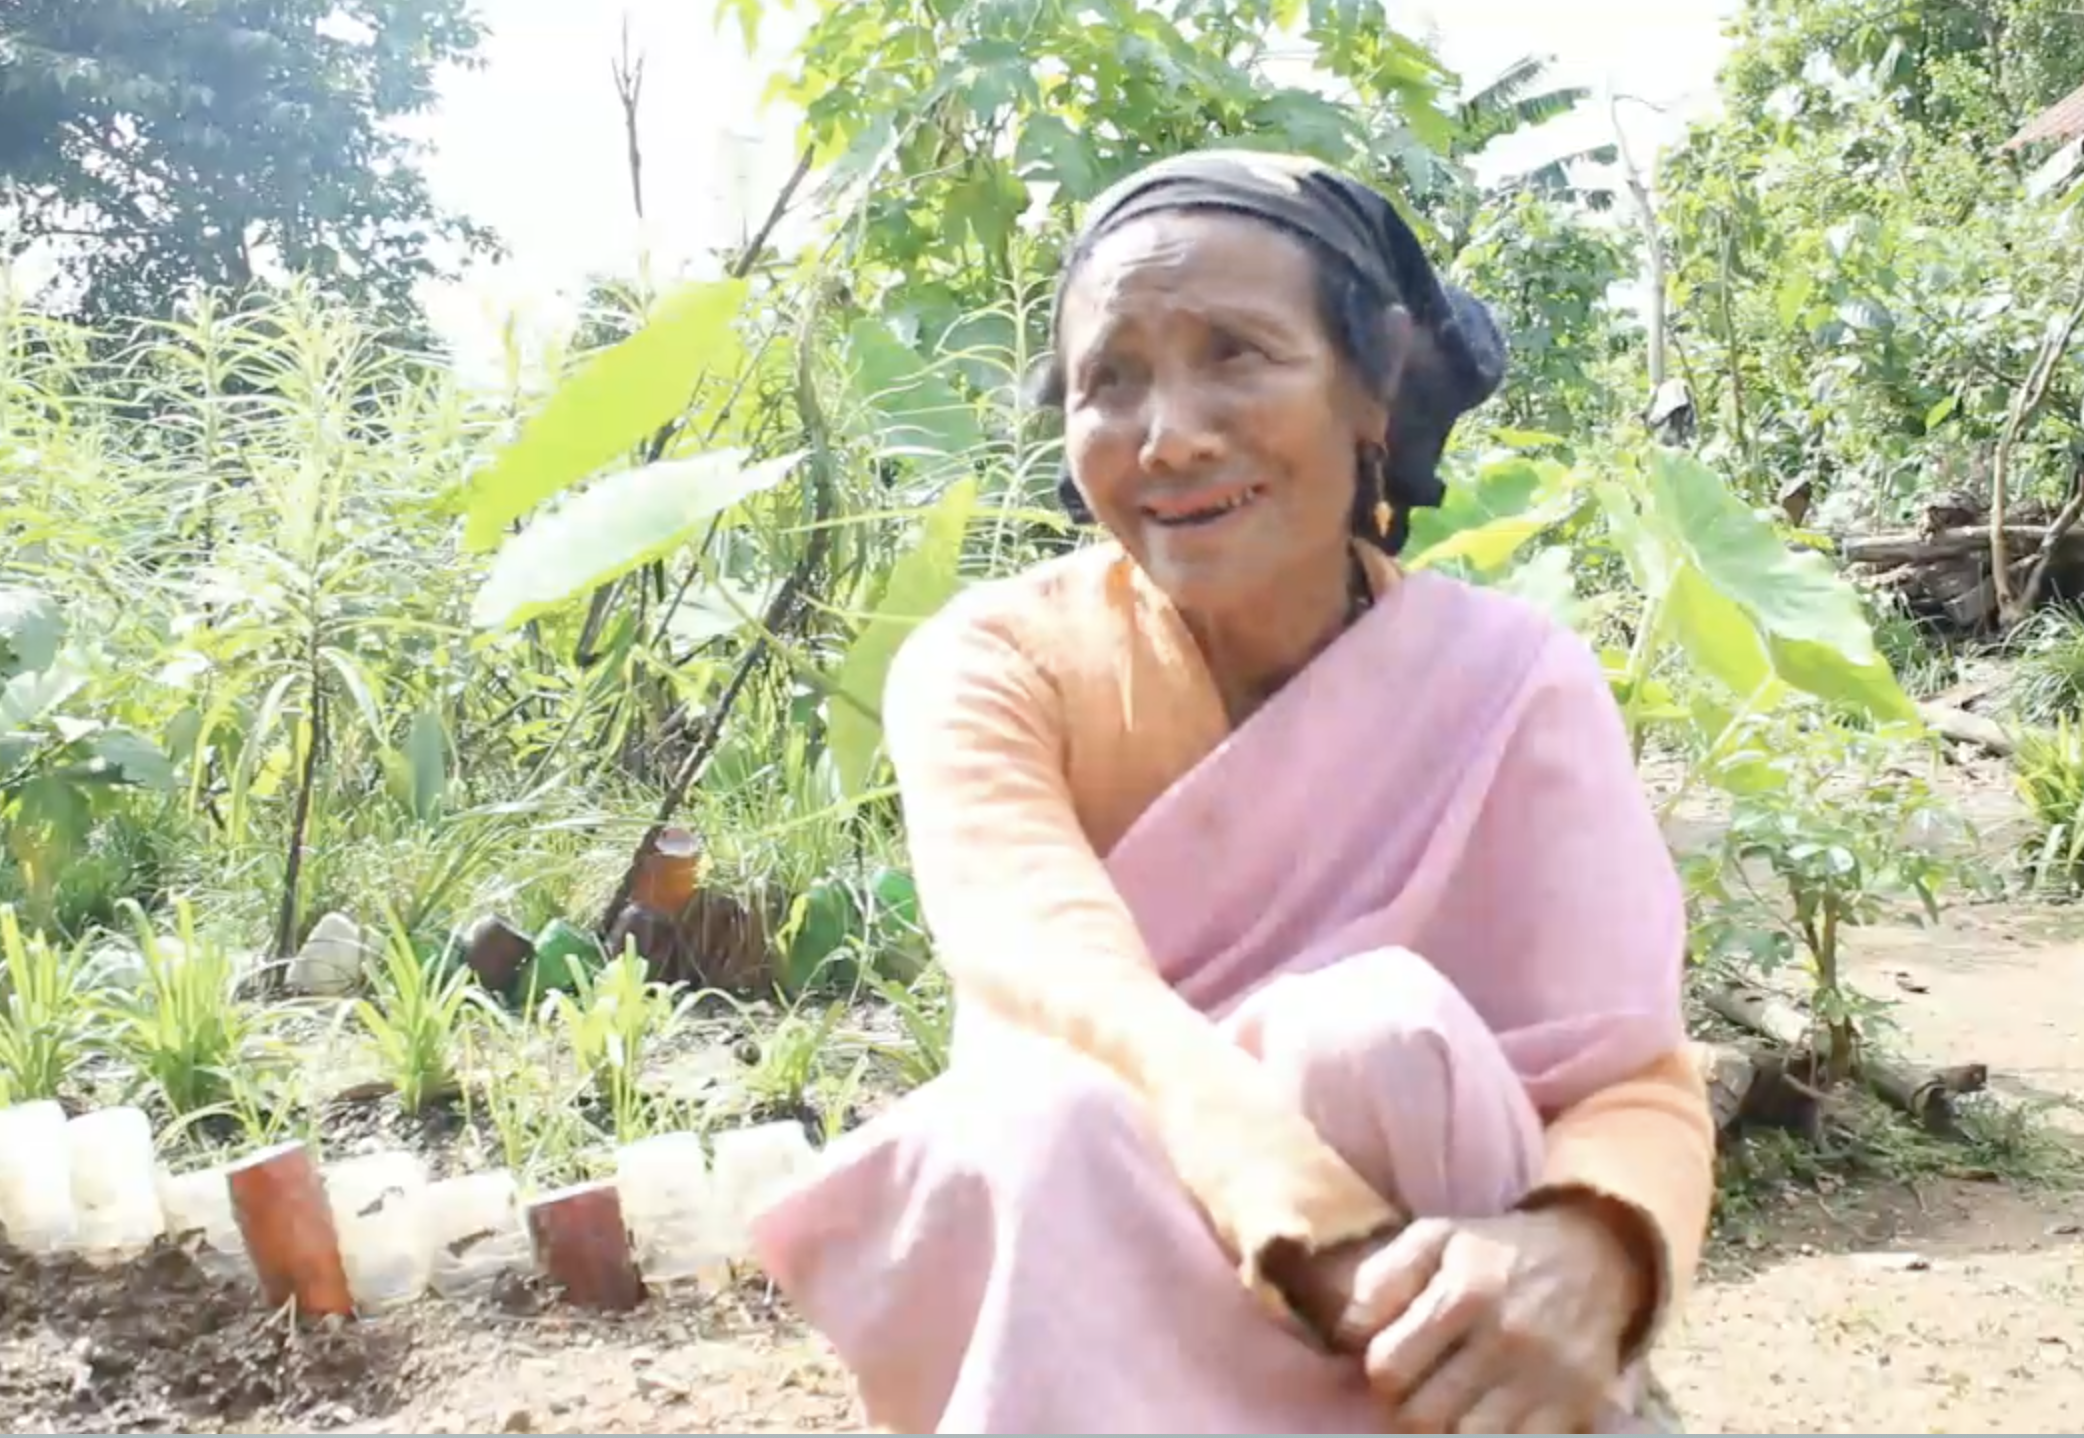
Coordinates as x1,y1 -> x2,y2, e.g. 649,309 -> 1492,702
1222,947 -> 1544,1217
752,950 -> 1545,1433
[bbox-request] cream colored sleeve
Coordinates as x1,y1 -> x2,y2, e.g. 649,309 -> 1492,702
882,603 -> 1401,1290
1530,1046 -> 1717,1358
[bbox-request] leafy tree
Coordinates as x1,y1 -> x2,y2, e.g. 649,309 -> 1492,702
765,0 -> 1460,345
0,0 -> 500,324
1656,0 -> 2084,518
1452,189 -> 1633,436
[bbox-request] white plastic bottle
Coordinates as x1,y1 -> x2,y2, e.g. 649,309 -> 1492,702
157,1163 -> 253,1281
323,1150 -> 434,1311
707,1121 -> 817,1264
66,1106 -> 165,1260
0,1100 -> 77,1252
425,1169 -> 534,1299
616,1131 -> 726,1284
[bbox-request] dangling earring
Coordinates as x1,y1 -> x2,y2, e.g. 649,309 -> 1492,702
1365,444 -> 1395,539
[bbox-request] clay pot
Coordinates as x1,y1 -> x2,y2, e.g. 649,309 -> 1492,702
525,1180 -> 644,1311
226,1142 -> 354,1318
461,915 -> 534,994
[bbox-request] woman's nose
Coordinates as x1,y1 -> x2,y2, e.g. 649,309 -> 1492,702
1137,383 -> 1225,474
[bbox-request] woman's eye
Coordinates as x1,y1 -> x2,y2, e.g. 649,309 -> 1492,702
1211,331 -> 1262,364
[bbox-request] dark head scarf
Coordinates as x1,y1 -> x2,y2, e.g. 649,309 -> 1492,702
1049,149 -> 1507,553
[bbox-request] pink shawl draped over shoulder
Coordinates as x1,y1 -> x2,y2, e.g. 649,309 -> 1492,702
1088,567 -> 1686,1113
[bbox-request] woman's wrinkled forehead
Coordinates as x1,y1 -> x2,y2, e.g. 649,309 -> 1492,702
1059,210 -> 1318,336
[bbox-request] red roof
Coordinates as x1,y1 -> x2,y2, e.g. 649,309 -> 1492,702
2005,81 -> 2084,153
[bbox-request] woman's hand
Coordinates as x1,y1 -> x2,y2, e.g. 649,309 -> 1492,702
1340,1205 -> 1645,1434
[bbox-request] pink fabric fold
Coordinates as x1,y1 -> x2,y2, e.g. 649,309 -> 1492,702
1100,570 -> 1686,1111
752,569 -> 1687,1433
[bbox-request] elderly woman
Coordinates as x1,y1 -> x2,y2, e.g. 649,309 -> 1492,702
752,150 -> 1714,1434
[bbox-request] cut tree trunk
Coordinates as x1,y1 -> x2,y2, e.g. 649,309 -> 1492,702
1691,1039 -> 1824,1142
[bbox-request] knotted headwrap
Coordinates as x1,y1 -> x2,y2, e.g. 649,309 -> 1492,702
1049,149 -> 1507,552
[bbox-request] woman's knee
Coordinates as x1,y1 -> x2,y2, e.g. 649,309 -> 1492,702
1235,948 -> 1477,1077
1229,948 -> 1542,1214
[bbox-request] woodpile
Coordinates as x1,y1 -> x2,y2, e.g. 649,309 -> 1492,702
1837,492 -> 2084,635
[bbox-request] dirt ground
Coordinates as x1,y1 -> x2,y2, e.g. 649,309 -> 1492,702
7,889 -> 2084,1431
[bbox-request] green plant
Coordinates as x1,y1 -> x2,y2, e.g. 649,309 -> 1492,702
0,904 -> 104,1101
540,949 -> 695,1143
848,965 -> 952,1089
742,1004 -> 843,1117
2014,714 -> 2084,893
2006,608 -> 2084,726
347,913 -> 482,1113
460,1017 -> 606,1190
1689,717 -> 1964,1079
0,586 -> 175,922
101,897 -> 264,1117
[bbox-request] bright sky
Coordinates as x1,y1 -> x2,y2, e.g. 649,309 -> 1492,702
413,0 -> 1741,378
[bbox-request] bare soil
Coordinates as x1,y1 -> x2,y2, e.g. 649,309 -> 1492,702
9,851 -> 2084,1430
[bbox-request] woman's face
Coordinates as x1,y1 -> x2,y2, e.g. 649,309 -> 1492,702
1056,210 -> 1389,614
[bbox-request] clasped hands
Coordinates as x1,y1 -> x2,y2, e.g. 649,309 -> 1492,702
1266,1200 -> 1646,1435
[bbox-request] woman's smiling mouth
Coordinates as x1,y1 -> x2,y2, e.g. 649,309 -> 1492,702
1141,483 -> 1266,527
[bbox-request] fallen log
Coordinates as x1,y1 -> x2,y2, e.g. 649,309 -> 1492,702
1836,524 -> 2072,566
1863,1057 -> 1990,1134
1917,701 -> 2016,757
1706,984 -> 1809,1047
1705,983 -> 1989,1134
1695,1040 -> 1756,1131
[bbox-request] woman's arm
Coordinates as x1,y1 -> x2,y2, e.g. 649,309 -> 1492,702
883,596 -> 1401,1297
1406,623 -> 1714,1360
1523,1048 -> 1716,1359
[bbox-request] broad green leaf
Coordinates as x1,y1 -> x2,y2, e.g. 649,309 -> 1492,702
1767,635 -> 1916,723
1662,566 -> 1773,700
1406,456 -> 1578,574
1490,427 -> 1567,450
1595,481 -> 1674,598
89,729 -> 176,790
0,588 -> 61,675
463,279 -> 750,551
472,449 -> 800,632
828,478 -> 978,800
9,774 -> 90,854
843,320 -> 988,484
1643,450 -> 1914,721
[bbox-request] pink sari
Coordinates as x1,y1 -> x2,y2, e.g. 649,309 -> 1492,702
753,571 -> 1688,1433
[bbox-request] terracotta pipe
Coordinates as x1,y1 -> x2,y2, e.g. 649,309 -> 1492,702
226,1141 -> 355,1318
525,1180 -> 645,1311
